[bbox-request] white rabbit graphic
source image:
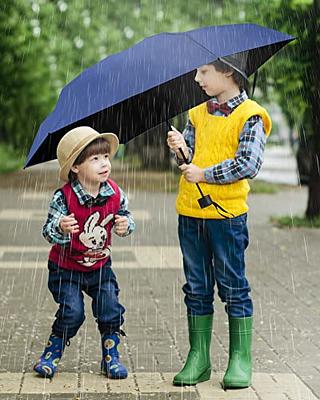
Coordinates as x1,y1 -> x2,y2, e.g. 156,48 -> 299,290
78,211 -> 114,267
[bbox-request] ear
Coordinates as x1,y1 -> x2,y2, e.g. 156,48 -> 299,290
101,214 -> 114,227
84,212 -> 100,233
71,165 -> 79,173
225,70 -> 233,78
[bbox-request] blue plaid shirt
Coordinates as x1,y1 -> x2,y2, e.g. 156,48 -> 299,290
175,91 -> 267,184
43,180 -> 135,245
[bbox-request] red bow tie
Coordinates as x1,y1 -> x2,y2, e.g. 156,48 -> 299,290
207,101 -> 232,116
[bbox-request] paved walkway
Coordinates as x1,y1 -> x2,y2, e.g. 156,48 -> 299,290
0,164 -> 319,399
257,145 -> 299,186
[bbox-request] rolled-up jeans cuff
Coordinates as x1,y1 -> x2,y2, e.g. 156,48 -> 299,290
98,323 -> 121,335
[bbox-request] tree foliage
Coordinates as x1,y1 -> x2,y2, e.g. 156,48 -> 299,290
0,1 -> 53,152
1,1 -> 319,217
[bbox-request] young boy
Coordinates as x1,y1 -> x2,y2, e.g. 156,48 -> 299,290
167,58 -> 271,388
34,126 -> 135,379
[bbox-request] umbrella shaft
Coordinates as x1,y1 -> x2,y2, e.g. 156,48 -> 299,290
177,147 -> 204,197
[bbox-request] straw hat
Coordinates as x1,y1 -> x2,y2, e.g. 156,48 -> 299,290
57,126 -> 119,182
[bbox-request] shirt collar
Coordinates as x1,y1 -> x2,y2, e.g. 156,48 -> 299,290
71,180 -> 115,206
208,89 -> 248,111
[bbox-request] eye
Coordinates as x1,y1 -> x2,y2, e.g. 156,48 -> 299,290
104,154 -> 109,159
91,156 -> 98,161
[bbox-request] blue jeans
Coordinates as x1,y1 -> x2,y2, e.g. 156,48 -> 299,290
178,214 -> 252,318
48,260 -> 125,339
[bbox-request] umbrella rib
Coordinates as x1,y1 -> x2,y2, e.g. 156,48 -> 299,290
183,32 -> 218,61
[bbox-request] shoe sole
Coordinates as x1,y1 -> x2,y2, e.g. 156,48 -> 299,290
33,366 -> 54,379
106,374 -> 128,379
101,367 -> 128,379
173,368 -> 211,386
222,380 -> 251,389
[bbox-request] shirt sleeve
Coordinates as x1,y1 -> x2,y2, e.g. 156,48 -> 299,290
173,118 -> 195,165
115,187 -> 135,237
204,116 -> 267,184
42,190 -> 71,245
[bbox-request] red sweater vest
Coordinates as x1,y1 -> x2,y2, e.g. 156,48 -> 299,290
49,179 -> 120,272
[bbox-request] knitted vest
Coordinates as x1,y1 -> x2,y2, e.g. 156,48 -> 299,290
176,99 -> 272,219
49,179 -> 120,272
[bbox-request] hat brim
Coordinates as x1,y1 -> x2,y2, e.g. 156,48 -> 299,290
59,132 -> 119,182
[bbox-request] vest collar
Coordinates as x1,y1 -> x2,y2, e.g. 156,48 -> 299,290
71,180 -> 115,206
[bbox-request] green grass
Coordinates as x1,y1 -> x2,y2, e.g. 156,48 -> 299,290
0,143 -> 24,174
113,167 -> 285,194
270,215 -> 320,228
249,180 -> 282,194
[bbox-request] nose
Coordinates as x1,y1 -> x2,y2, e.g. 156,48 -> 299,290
194,69 -> 201,83
101,158 -> 109,168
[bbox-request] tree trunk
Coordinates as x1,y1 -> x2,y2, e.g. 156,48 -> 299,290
306,0 -> 320,218
306,152 -> 320,218
140,125 -> 172,170
126,113 -> 188,171
126,124 -> 172,170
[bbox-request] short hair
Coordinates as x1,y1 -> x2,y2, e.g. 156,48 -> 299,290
68,137 -> 111,181
210,60 -> 249,92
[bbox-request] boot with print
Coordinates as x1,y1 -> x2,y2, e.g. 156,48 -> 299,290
34,333 -> 67,378
101,332 -> 128,379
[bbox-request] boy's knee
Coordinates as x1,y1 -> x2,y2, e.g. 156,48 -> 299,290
52,314 -> 85,339
58,302 -> 85,325
72,312 -> 85,327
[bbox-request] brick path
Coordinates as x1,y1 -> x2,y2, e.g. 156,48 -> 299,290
0,164 -> 319,399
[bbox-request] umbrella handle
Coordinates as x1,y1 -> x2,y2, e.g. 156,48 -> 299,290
167,123 -> 206,198
167,121 -> 233,216
178,148 -> 211,205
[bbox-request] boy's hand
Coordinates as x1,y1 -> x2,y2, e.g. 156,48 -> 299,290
59,213 -> 79,234
180,163 -> 205,183
167,127 -> 188,159
114,215 -> 129,235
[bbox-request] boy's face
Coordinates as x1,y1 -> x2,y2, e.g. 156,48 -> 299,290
71,152 -> 111,186
194,64 -> 232,98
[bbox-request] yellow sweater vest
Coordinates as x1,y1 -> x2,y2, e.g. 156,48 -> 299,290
176,99 -> 272,219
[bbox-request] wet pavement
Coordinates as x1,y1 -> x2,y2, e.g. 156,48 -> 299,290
257,145 -> 299,186
0,164 -> 319,399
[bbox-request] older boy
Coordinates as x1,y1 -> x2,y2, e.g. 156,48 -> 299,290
34,126 -> 135,379
167,59 -> 271,388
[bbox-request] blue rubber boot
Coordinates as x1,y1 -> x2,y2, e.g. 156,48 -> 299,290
101,333 -> 128,379
33,334 -> 66,379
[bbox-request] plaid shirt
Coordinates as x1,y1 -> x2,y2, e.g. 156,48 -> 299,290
43,180 -> 135,246
175,91 -> 267,184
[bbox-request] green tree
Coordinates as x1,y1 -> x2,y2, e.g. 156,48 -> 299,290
187,0 -> 319,219
0,1 -> 54,152
246,0 -> 320,218
305,0 -> 320,217
3,0 -> 319,220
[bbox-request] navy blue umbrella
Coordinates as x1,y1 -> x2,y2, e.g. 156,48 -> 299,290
25,23 -> 294,168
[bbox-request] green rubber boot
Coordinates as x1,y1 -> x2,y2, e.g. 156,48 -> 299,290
223,316 -> 253,389
173,314 -> 213,386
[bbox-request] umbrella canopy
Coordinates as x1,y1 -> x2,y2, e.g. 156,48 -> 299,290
25,23 -> 294,168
